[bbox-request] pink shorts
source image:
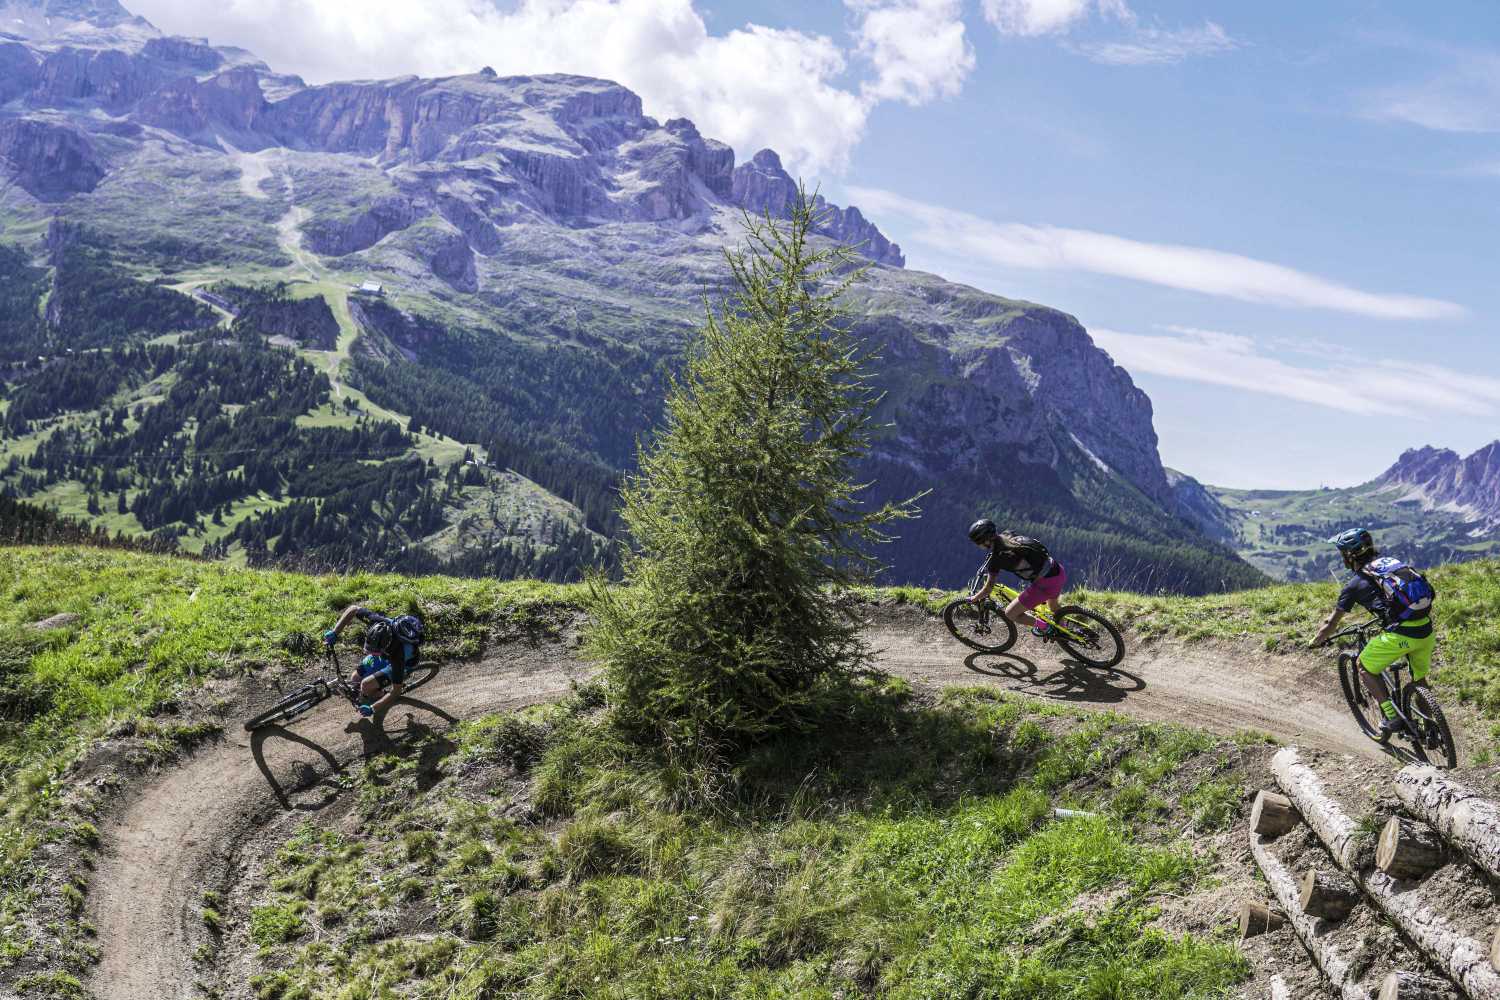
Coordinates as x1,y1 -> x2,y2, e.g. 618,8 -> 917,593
1017,562 -> 1066,611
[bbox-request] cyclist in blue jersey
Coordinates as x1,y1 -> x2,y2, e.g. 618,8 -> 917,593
322,605 -> 424,718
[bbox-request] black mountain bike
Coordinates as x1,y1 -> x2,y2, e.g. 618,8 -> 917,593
942,559 -> 1125,669
1328,619 -> 1456,768
243,650 -> 436,732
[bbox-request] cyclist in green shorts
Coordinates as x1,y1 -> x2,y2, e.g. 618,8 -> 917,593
1310,528 -> 1437,738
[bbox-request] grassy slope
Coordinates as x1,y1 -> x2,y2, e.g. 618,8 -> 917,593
242,685 -> 1253,1000
0,546 -> 581,980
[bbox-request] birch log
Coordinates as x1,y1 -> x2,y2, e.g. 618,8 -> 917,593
1300,868 -> 1360,921
1240,901 -> 1286,939
1377,817 -> 1446,880
1378,972 -> 1462,1000
1273,748 -> 1500,999
1253,789 -> 1302,836
1271,748 -> 1369,869
1394,767 -> 1500,885
1250,830 -> 1369,1000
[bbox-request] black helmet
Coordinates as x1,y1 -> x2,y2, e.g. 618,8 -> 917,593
1330,528 -> 1376,566
364,619 -> 394,652
968,518 -> 997,545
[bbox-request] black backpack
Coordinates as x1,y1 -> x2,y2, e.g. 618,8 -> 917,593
997,531 -> 1050,568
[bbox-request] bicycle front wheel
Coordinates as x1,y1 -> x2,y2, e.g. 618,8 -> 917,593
943,599 -> 1017,654
244,684 -> 328,732
1404,685 -> 1458,769
1052,606 -> 1125,669
1338,653 -> 1383,741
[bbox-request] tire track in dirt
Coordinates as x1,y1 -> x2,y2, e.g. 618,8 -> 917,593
89,614 -> 1417,998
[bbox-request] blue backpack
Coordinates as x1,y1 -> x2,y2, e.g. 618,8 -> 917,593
1363,557 -> 1435,622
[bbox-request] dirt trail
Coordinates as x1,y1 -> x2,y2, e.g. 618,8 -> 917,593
89,641 -> 588,1000
88,613 -> 1405,999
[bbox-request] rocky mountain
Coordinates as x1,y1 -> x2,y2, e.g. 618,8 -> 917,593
1186,442 -> 1500,582
0,1 -> 1263,592
1374,443 -> 1500,522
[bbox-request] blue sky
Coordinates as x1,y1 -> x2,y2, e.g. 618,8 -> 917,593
132,0 -> 1500,488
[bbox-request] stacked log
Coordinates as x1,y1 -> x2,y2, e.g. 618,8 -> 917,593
1378,817 -> 1446,880
1240,901 -> 1286,939
1249,830 -> 1369,1000
1379,972 -> 1464,999
1300,869 -> 1360,921
1271,749 -> 1500,999
1393,767 -> 1500,885
1253,789 -> 1301,836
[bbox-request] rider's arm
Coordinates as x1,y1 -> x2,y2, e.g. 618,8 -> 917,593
326,604 -> 367,640
970,571 -> 998,603
1311,607 -> 1346,647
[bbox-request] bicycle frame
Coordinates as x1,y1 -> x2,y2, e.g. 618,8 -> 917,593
965,559 -> 1081,641
1331,621 -> 1418,731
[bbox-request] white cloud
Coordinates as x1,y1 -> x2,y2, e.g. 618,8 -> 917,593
847,187 -> 1467,321
981,0 -> 1094,37
1091,327 -> 1500,417
1077,21 -> 1235,66
130,0 -> 904,176
850,0 -> 974,105
1367,51 -> 1500,133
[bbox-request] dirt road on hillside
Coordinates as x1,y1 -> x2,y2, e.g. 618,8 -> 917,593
88,612 -> 1400,999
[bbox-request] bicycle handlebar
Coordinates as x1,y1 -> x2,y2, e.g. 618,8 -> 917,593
1321,619 -> 1381,645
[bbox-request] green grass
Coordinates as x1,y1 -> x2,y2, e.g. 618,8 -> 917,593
245,684 -> 1251,999
0,545 -> 580,977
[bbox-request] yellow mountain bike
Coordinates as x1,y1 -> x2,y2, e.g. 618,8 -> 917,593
943,559 -> 1125,668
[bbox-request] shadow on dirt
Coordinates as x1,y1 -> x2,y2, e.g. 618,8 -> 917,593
964,651 -> 1146,705
250,679 -> 461,809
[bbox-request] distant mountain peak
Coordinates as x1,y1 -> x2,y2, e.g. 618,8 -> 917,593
1375,440 -> 1500,522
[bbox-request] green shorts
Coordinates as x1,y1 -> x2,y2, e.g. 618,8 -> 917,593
1359,629 -> 1434,682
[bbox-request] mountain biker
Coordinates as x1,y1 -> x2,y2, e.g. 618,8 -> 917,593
1310,528 -> 1436,738
965,518 -> 1067,638
322,606 -> 425,718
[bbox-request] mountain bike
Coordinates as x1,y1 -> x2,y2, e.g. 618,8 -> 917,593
1327,619 -> 1456,768
942,560 -> 1125,669
243,650 -> 437,732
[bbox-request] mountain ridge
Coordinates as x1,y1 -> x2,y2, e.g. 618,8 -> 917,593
0,0 -> 1263,592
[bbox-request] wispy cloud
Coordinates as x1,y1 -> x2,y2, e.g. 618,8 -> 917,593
1365,49 -> 1500,133
1076,21 -> 1236,66
1091,326 -> 1500,417
847,188 -> 1466,321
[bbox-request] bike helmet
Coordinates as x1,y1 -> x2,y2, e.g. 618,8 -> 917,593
364,619 -> 395,653
968,518 -> 998,545
1330,528 -> 1376,567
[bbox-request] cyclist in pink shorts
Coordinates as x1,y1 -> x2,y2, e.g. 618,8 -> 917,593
965,518 -> 1066,638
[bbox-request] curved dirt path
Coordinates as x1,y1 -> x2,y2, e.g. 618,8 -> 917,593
88,614 -> 1400,998
89,639 -> 588,1000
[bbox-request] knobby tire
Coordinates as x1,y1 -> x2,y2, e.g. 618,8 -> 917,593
1403,685 -> 1458,769
1338,653 -> 1384,741
1052,606 -> 1125,669
943,599 -> 1017,654
243,685 -> 328,732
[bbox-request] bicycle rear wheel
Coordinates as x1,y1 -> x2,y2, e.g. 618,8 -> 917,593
244,683 -> 328,732
1052,606 -> 1125,669
1403,685 -> 1458,769
943,599 -> 1017,654
1338,653 -> 1384,741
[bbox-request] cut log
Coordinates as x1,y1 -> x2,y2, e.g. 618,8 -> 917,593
1270,973 -> 1291,1000
1240,900 -> 1287,939
1492,926 -> 1500,973
1377,816 -> 1446,880
1300,868 -> 1360,921
1394,766 -> 1500,885
1271,748 -> 1369,869
1377,971 -> 1461,1000
1274,749 -> 1500,1000
1253,789 -> 1301,836
1249,830 -> 1369,1000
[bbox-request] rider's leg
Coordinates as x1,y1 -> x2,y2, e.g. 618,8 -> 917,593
1359,632 -> 1409,728
1405,635 -> 1435,688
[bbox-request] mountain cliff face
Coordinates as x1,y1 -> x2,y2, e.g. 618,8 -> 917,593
1375,443 -> 1500,521
0,1 -> 1261,592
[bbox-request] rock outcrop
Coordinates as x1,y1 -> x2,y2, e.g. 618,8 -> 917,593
0,116 -> 104,199
1166,469 -> 1235,542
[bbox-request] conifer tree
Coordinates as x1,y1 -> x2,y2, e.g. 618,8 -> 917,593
588,191 -> 917,747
